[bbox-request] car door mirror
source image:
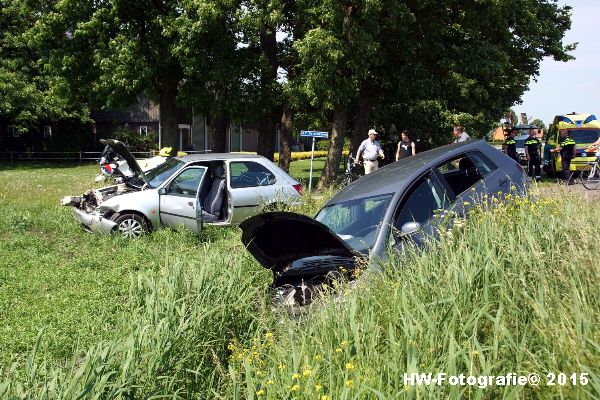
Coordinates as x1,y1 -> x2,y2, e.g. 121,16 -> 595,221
400,221 -> 421,237
158,188 -> 167,195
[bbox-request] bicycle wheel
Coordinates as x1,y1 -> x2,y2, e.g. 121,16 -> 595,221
582,165 -> 600,190
342,174 -> 354,187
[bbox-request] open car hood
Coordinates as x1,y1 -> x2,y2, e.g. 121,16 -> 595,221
240,211 -> 357,272
100,139 -> 148,185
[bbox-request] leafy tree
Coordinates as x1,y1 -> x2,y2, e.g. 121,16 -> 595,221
376,0 -> 574,143
293,0 -> 394,188
532,118 -> 546,131
0,0 -> 87,147
34,0 -> 241,151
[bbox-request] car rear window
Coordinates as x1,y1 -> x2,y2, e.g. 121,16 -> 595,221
229,161 -> 277,188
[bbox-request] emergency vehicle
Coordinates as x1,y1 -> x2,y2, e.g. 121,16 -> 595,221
543,113 -> 600,176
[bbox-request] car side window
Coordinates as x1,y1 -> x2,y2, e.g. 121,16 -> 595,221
467,151 -> 497,176
436,154 -> 485,196
230,161 -> 276,189
167,167 -> 206,197
395,173 -> 451,229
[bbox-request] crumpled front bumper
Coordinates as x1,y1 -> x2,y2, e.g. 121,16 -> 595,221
71,207 -> 116,235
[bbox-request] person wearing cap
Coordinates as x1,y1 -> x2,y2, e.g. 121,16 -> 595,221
355,129 -> 385,174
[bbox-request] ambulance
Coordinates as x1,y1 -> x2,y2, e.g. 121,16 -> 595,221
543,113 -> 600,176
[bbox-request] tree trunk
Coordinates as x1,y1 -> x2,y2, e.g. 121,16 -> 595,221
351,83 -> 372,156
257,111 -> 277,160
318,104 -> 347,189
279,103 -> 293,172
256,25 -> 278,161
209,115 -> 227,153
158,79 -> 179,150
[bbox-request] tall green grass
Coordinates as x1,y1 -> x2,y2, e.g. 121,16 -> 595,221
1,163 -> 598,398
225,191 -> 600,399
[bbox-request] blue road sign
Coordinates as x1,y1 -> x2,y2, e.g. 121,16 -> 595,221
300,130 -> 329,138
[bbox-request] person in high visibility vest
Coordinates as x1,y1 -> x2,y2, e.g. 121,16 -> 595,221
551,129 -> 576,184
524,132 -> 542,181
503,128 -> 519,163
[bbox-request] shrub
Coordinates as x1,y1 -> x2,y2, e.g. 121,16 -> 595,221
112,127 -> 159,152
315,137 -> 352,151
274,150 -> 349,162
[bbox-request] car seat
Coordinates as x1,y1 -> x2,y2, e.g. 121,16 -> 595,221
202,165 -> 226,222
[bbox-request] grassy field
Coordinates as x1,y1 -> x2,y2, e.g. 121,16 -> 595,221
0,161 -> 599,398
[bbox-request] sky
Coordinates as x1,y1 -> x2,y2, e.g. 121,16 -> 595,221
512,0 -> 600,126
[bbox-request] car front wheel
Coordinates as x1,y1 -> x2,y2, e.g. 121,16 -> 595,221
112,213 -> 148,238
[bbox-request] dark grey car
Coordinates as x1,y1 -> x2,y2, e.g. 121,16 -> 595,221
240,140 -> 527,305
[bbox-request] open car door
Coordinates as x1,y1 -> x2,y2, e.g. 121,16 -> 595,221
159,166 -> 208,232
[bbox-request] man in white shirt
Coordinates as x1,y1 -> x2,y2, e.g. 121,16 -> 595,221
453,125 -> 471,143
355,129 -> 385,174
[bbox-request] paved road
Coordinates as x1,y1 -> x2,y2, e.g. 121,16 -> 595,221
535,179 -> 600,200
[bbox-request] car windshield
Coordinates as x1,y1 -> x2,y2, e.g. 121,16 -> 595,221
315,193 -> 393,254
568,129 -> 600,144
144,158 -> 185,188
515,135 -> 529,149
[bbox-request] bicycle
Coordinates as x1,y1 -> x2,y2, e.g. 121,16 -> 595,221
339,154 -> 362,187
581,147 -> 600,190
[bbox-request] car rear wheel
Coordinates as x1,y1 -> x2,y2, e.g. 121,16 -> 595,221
113,213 -> 148,238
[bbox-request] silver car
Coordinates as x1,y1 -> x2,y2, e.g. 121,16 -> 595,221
61,140 -> 302,237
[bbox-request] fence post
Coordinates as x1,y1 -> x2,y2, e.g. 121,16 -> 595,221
10,151 -> 13,164
79,151 -> 82,164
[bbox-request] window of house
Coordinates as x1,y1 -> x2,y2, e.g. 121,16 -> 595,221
43,126 -> 52,138
229,161 -> 276,188
139,126 -> 148,135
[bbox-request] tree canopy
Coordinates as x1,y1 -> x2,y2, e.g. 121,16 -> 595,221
0,0 -> 575,180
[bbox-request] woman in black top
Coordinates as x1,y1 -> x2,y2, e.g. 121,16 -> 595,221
395,130 -> 416,161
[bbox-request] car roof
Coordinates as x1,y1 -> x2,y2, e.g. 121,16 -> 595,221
175,153 -> 265,162
325,140 -> 495,205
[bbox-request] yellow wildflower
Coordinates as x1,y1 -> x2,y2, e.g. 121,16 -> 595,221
302,369 -> 312,377
227,343 -> 235,351
313,354 -> 322,361
266,380 -> 274,385
292,373 -> 301,380
321,396 -> 330,400
278,364 -> 286,370
345,379 -> 354,387
265,332 -> 273,339
315,384 -> 322,392
291,384 -> 299,392
463,201 -> 470,206
345,362 -> 355,370
340,340 -> 350,347
256,389 -> 265,396
335,348 -> 342,353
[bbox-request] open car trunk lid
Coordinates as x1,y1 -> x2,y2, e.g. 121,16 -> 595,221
100,139 -> 149,186
240,211 -> 357,273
